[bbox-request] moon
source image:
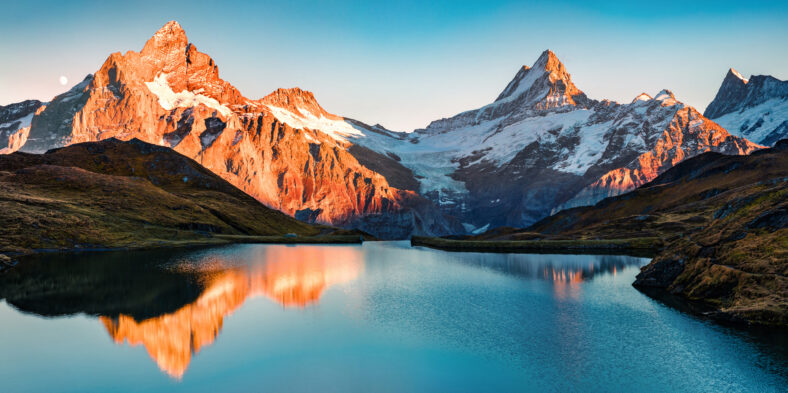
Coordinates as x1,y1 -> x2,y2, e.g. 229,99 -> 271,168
59,76 -> 68,86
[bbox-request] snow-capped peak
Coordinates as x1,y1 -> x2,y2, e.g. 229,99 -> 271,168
260,87 -> 364,143
632,93 -> 652,103
729,68 -> 749,84
261,87 -> 329,119
492,49 -> 585,110
654,89 -> 675,101
495,50 -> 566,102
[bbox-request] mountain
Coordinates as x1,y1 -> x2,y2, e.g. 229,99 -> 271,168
704,69 -> 788,146
0,99 -> 44,154
0,138 -> 348,253
525,139 -> 787,327
9,21 -> 461,239
2,22 -> 761,237
348,50 -> 760,230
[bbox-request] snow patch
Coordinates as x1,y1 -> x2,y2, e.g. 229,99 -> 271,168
713,98 -> 788,145
654,89 -> 677,106
632,93 -> 652,103
265,105 -> 363,143
145,73 -> 232,117
495,66 -> 545,105
471,224 -> 490,235
0,111 -> 34,130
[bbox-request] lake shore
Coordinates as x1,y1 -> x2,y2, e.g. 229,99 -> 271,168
410,236 -> 660,258
0,234 -> 364,271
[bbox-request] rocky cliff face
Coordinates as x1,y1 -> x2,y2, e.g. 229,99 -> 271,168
12,21 -> 460,239
0,99 -> 44,153
704,69 -> 788,146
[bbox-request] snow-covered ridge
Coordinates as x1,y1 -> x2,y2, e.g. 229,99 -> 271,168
145,73 -> 232,117
712,98 -> 788,145
632,93 -> 652,103
265,104 -> 363,143
494,65 -> 545,104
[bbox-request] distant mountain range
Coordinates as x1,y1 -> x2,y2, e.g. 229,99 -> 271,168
1,21 -> 783,238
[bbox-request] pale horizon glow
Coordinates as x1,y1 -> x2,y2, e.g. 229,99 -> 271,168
1,0 -> 787,131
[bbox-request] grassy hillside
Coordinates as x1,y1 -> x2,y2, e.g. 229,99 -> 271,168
0,138 -> 358,254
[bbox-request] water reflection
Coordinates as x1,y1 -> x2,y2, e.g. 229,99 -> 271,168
438,251 -> 643,284
2,243 -> 787,393
100,246 -> 364,377
0,244 -> 641,379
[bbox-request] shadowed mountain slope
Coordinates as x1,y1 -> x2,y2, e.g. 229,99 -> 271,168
0,138 -> 334,253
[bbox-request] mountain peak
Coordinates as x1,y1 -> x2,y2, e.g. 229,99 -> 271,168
261,87 -> 337,119
142,20 -> 188,57
160,20 -> 184,33
728,68 -> 749,84
654,89 -> 675,101
632,93 -> 652,103
534,49 -> 561,73
493,49 -> 586,109
704,68 -> 756,119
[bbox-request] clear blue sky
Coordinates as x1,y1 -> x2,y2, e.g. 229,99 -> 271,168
1,0 -> 786,130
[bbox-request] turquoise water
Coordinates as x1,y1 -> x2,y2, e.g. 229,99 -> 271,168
0,241 -> 785,392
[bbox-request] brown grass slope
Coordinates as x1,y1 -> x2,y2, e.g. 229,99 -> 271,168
0,138 -> 348,254
525,139 -> 788,327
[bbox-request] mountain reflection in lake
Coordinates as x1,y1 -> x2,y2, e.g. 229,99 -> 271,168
100,246 -> 364,378
0,243 -> 637,378
1,242 -> 785,393
0,244 -> 364,378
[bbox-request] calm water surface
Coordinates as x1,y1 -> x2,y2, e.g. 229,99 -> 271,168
0,241 -> 785,392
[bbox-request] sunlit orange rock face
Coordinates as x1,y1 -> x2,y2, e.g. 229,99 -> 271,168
19,21 -> 458,239
101,246 -> 363,378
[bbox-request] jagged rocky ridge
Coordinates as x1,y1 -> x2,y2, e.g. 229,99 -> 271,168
704,69 -> 788,146
2,21 -> 762,237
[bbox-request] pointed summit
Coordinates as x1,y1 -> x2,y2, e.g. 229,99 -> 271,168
632,93 -> 652,103
141,20 -> 188,57
704,68 -> 753,119
494,49 -> 586,110
533,49 -> 562,73
654,89 -> 675,101
728,68 -> 749,84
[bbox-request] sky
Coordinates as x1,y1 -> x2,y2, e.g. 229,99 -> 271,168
1,0 -> 787,131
